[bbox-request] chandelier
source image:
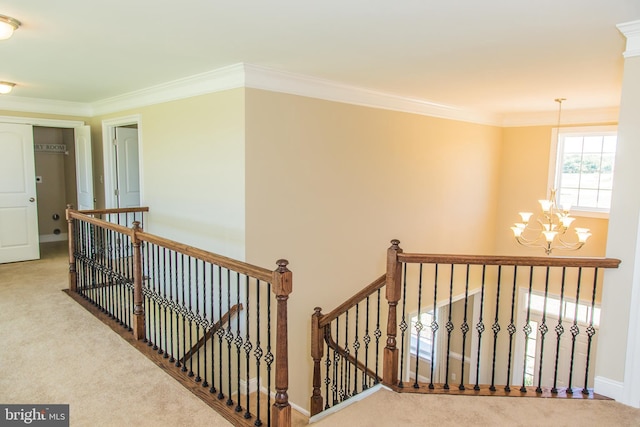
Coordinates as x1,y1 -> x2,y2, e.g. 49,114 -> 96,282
510,99 -> 591,255
511,189 -> 591,255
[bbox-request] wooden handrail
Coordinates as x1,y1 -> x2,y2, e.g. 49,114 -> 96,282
137,231 -> 273,282
67,209 -> 133,236
78,207 -> 150,215
324,327 -> 380,383
319,274 -> 386,327
398,252 -> 621,268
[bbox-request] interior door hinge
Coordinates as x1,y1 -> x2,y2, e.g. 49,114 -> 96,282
114,189 -> 119,196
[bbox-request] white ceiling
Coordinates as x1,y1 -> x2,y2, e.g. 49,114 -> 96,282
1,1 -> 639,122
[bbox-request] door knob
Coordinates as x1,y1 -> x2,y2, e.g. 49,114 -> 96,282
29,197 -> 35,202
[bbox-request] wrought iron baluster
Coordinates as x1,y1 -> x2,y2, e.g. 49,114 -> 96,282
266,282 -> 273,425
551,267 -> 567,393
536,267 -> 551,393
490,266 -> 503,392
333,317 -> 340,405
413,264 -> 424,389
254,279 -> 262,426
153,244 -> 161,351
169,250 -> 176,364
567,267 -> 583,394
429,264 -> 439,390
217,265 -> 225,400
363,295 -> 371,390
209,264 -> 217,394
353,301 -> 360,396
162,248 -> 169,359
474,265 -> 487,391
181,254 -> 188,372
582,268 -> 599,395
444,264 -> 455,390
193,259 -> 201,381
143,242 -> 152,344
520,267 -> 535,393
323,327 -> 331,409
234,272 -> 243,413
505,265 -> 518,392
459,264 -> 470,390
226,269 -> 234,406
374,289 -> 382,384
243,275 -> 252,419
398,264 -> 409,388
201,260 -> 208,386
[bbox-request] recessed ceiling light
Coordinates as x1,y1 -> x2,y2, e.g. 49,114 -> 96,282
0,81 -> 16,94
0,15 -> 21,40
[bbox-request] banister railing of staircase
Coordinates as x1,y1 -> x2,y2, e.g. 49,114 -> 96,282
311,239 -> 621,417
66,206 -> 291,427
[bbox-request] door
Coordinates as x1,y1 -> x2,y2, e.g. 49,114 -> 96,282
0,123 -> 40,263
114,127 -> 140,208
75,125 -> 94,210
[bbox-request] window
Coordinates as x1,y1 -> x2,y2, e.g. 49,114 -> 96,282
552,126 -> 617,215
410,311 -> 435,362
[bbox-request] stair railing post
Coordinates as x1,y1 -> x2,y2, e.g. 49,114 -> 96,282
272,259 -> 292,427
131,221 -> 145,340
65,205 -> 77,293
310,307 -> 324,416
383,239 -> 403,386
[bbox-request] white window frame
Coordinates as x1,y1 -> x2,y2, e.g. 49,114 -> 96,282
548,125 -> 617,219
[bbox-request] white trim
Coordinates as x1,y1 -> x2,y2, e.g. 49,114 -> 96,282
39,233 -> 68,243
101,115 -> 144,209
91,64 -> 246,116
0,115 -> 85,128
502,108 -> 619,127
617,20 -> 640,59
594,376 -> 625,401
621,213 -> 640,408
308,383 -> 388,424
0,96 -> 92,117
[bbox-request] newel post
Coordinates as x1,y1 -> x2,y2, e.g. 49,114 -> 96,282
310,307 -> 324,416
272,259 -> 292,427
65,205 -> 77,293
383,239 -> 403,386
131,221 -> 145,340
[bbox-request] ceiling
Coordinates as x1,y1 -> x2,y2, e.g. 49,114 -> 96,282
1,1 -> 639,122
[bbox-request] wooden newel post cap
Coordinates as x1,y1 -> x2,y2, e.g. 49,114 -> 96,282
132,221 -> 141,230
276,259 -> 290,273
66,204 -> 73,209
390,239 -> 400,248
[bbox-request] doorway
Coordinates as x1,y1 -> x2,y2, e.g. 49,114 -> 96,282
102,116 -> 142,211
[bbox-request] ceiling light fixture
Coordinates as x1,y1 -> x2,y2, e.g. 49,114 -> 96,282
0,14 -> 21,40
0,81 -> 16,94
510,99 -> 591,255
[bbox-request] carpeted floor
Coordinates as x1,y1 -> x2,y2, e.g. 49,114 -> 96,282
0,242 -> 232,427
2,242 -> 640,427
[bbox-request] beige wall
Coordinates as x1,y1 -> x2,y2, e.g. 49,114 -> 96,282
244,88 -> 503,407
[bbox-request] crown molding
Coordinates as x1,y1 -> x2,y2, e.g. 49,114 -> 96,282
501,107 -> 620,127
90,63 -> 246,116
243,63 -> 500,125
617,20 -> 640,58
0,62 -> 621,127
0,95 -> 92,117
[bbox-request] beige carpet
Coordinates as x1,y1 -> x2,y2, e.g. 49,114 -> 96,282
312,386 -> 640,426
0,242 -> 232,427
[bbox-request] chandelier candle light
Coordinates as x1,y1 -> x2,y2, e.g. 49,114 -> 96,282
512,189 -> 591,255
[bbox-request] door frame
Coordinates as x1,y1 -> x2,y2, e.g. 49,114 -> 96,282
102,115 -> 143,209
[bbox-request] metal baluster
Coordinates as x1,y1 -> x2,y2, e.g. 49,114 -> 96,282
398,264 -> 409,388
235,272 -> 243,413
551,267 -> 567,393
582,268 -> 599,395
144,242 -> 152,344
459,264 -> 470,390
490,266 -> 503,392
334,317 -> 340,405
520,267 -> 535,393
217,265 -> 225,400
254,279 -> 262,426
153,244 -> 160,351
353,302 -> 360,396
181,254 -> 188,372
474,265 -> 487,391
536,267 -> 551,393
169,250 -> 176,364
194,259 -> 201,381
505,266 -> 518,392
567,267 -> 583,394
444,264 -> 455,390
340,313 -> 347,401
413,264 -> 424,389
324,329 -> 331,409
201,261 -> 208,386
226,269 -> 234,406
187,257 -> 195,377
209,263 -> 217,394
363,295 -> 371,390
244,275 -> 252,419
266,282 -> 273,425
374,289 -> 382,384
429,264 -> 439,390
162,248 -> 169,359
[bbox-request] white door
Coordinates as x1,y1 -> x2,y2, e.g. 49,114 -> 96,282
75,126 -> 94,210
114,127 -> 140,208
0,123 -> 40,263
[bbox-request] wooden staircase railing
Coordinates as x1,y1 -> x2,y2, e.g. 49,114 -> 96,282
66,206 -> 292,427
310,239 -> 621,417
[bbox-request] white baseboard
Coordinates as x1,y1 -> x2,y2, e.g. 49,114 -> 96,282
308,383 -> 387,424
594,376 -> 624,401
39,233 -> 68,243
